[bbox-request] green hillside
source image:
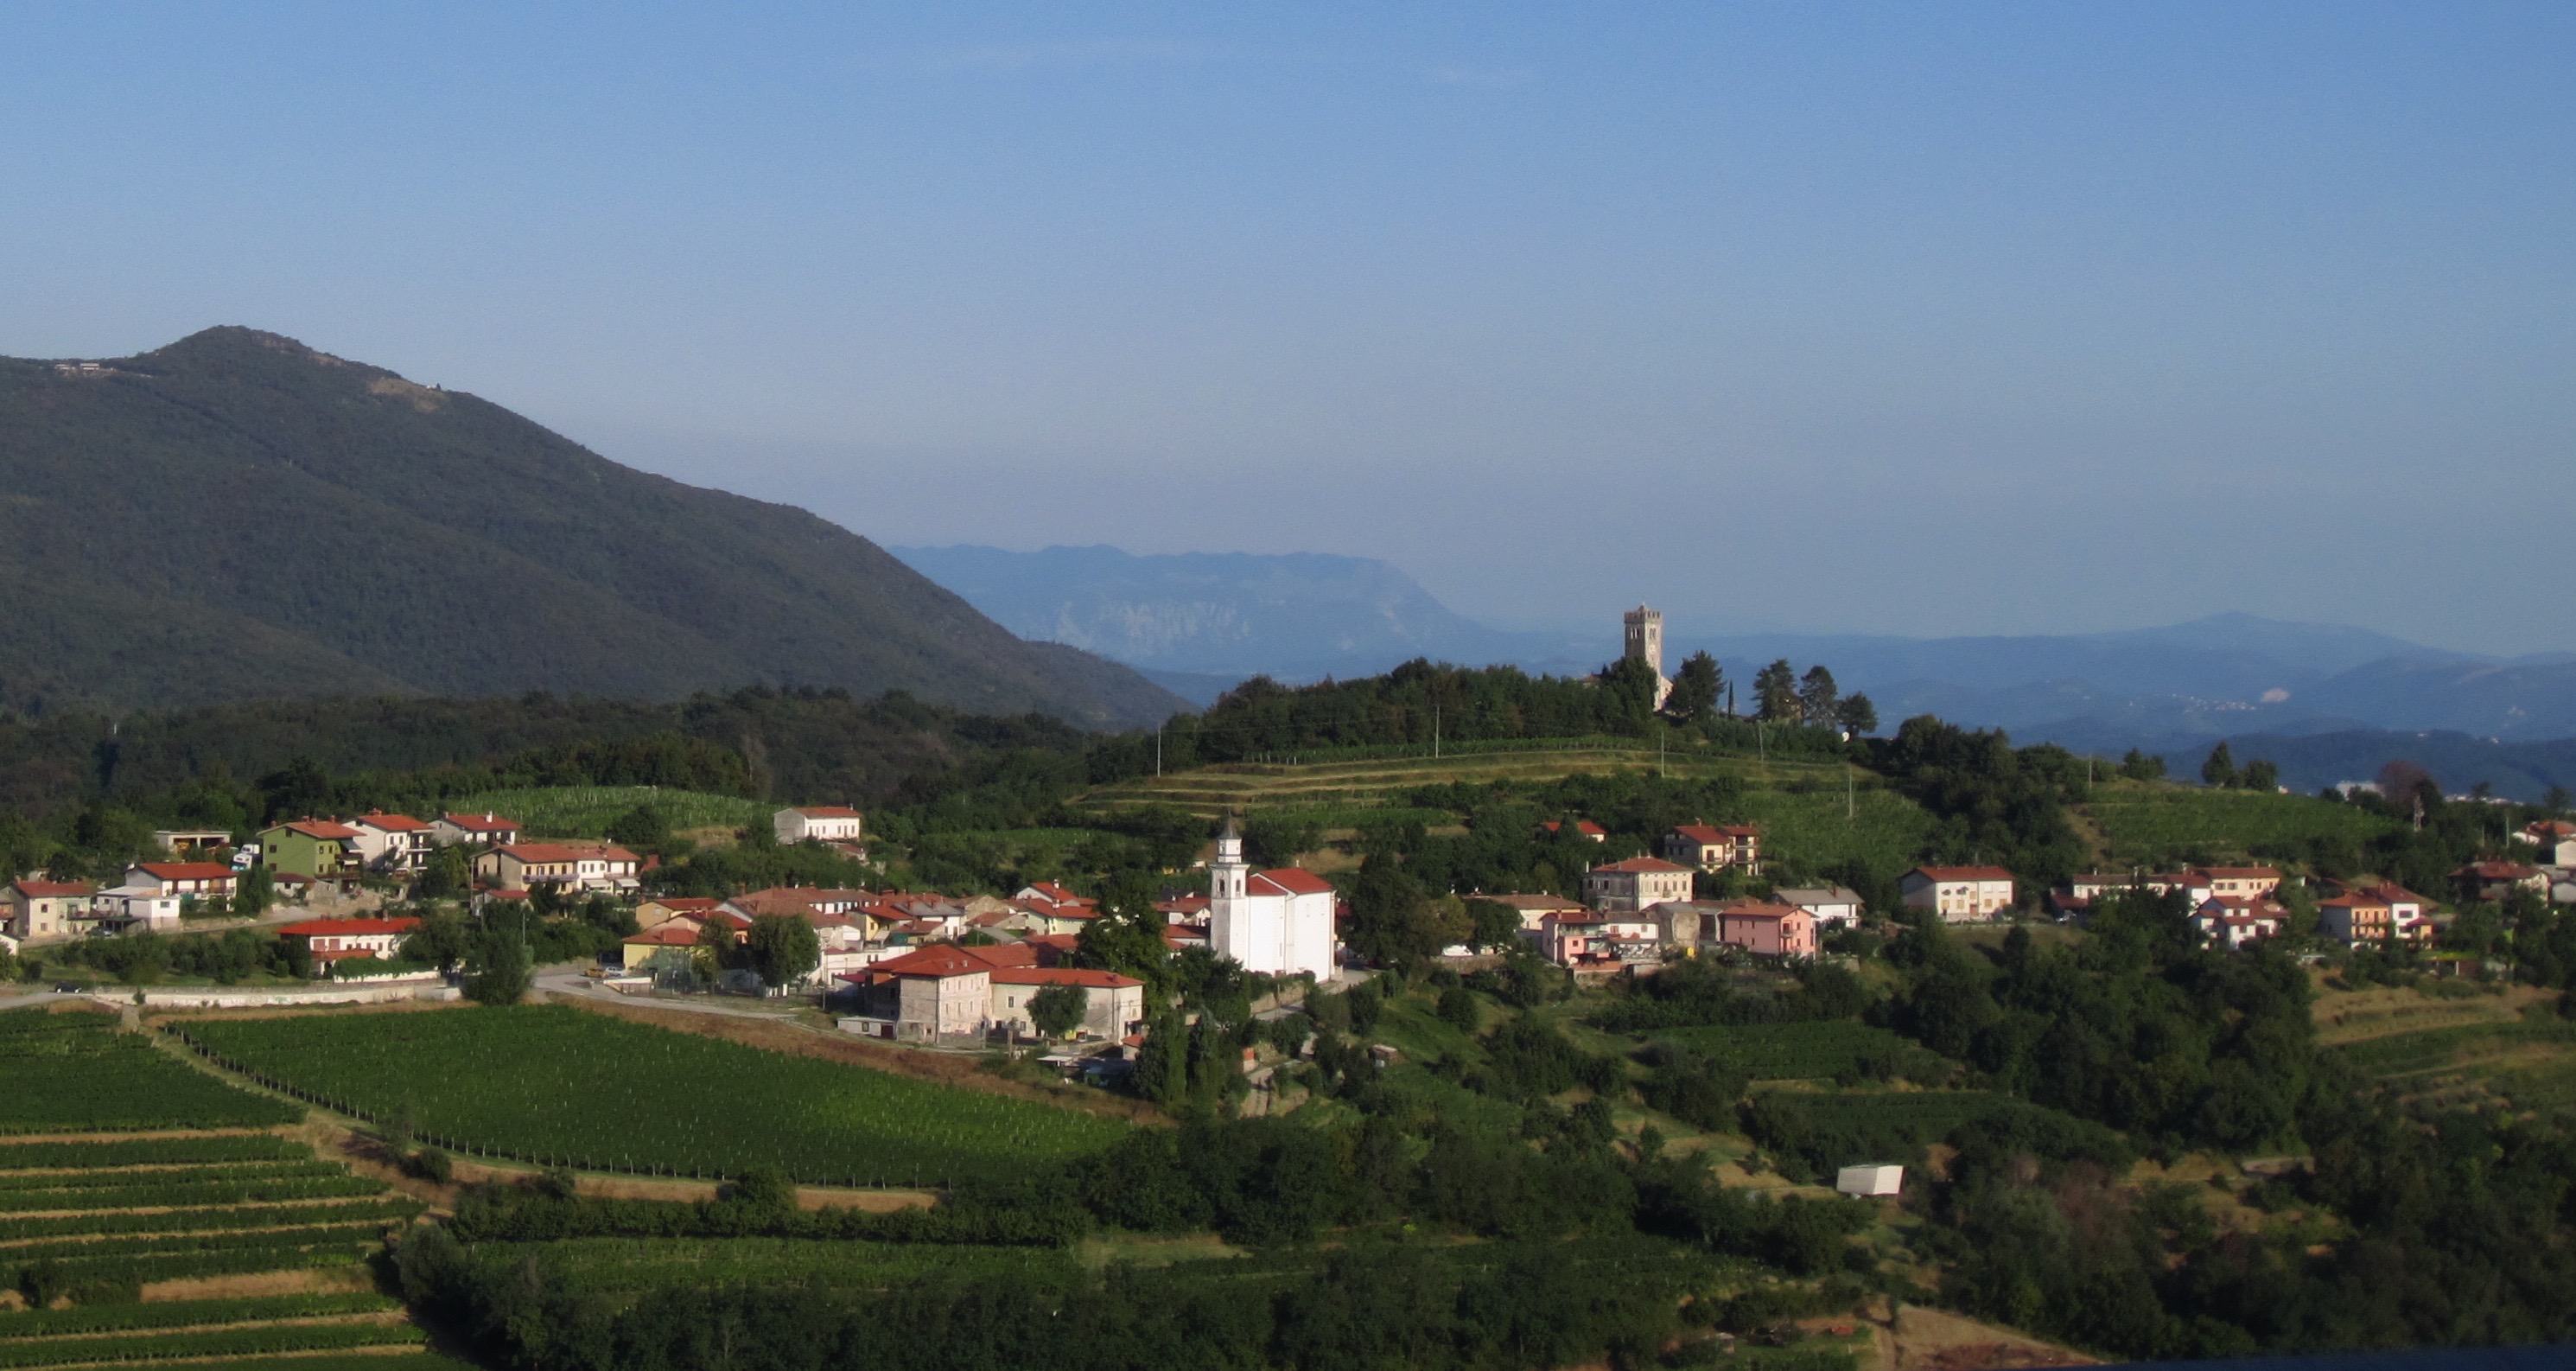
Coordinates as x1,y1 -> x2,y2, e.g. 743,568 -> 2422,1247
0,328 -> 1179,728
2080,780 -> 2402,866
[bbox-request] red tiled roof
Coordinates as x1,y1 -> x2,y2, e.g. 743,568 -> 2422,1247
874,945 -> 995,979
2527,820 -> 2576,838
2461,862 -> 2541,879
622,925 -> 703,947
442,813 -> 520,832
274,916 -> 421,938
353,813 -> 432,832
991,966 -> 1142,988
1911,865 -> 2015,882
2196,866 -> 2281,880
2318,893 -> 2390,909
644,896 -> 721,912
961,942 -> 1039,969
10,880 -> 92,899
1542,820 -> 1607,836
789,806 -> 863,819
1670,824 -> 1759,842
1154,895 -> 1211,916
1019,882 -> 1089,906
1591,857 -> 1691,875
137,862 -> 234,881
276,819 -> 360,840
1250,868 -> 1334,896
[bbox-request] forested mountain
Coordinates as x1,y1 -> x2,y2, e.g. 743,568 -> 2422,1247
0,329 -> 1182,728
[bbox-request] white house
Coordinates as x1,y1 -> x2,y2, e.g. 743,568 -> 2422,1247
1772,885 -> 1864,929
347,813 -> 436,872
2519,820 -> 2576,867
1208,817 -> 1337,978
1899,866 -> 2016,921
87,885 -> 181,933
988,967 -> 1147,1039
432,812 -> 521,847
5,880 -> 93,941
775,806 -> 866,845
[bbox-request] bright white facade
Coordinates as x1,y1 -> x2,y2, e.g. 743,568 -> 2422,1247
775,807 -> 866,845
1208,818 -> 1337,977
1836,1164 -> 1904,1197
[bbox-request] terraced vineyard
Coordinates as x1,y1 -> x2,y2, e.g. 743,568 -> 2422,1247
0,1012 -> 299,1135
1081,744 -> 1759,817
0,1007 -> 436,1371
176,1004 -> 1129,1185
2331,1016 -> 2576,1112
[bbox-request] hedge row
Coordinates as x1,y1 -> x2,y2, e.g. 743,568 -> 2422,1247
449,1192 -> 1086,1247
5,1242 -> 378,1286
0,1317 -> 422,1367
0,1176 -> 387,1214
2,1219 -> 410,1265
0,1162 -> 343,1193
0,1137 -> 306,1170
0,1292 -> 398,1340
0,1198 -> 418,1242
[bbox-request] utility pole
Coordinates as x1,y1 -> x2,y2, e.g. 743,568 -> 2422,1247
1659,726 -> 1666,780
1758,722 -> 1765,764
1155,726 -> 1162,778
1434,704 -> 1440,760
1847,762 -> 1854,820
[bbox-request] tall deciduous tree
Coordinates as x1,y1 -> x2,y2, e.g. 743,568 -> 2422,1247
2201,743 -> 2238,788
465,910 -> 532,1005
1797,666 -> 1839,725
1753,660 -> 1800,722
1664,652 -> 1722,724
746,913 -> 820,992
1028,983 -> 1088,1038
2241,758 -> 2280,792
1834,692 -> 1879,737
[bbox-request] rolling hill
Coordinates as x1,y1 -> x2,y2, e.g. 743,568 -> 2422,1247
0,329 -> 1183,729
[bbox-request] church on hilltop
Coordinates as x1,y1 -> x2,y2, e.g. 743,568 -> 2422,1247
1625,605 -> 1674,711
1208,814 -> 1338,979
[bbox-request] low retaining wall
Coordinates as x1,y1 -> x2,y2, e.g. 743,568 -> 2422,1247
125,979 -> 458,1009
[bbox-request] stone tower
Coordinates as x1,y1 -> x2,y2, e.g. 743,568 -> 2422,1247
1625,606 -> 1673,711
1210,810 -> 1249,901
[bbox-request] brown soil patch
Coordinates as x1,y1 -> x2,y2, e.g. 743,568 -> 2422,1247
143,1265 -> 374,1302
0,1128 -> 292,1145
34,1311 -> 410,1342
1892,1306 -> 2096,1370
545,992 -> 1161,1125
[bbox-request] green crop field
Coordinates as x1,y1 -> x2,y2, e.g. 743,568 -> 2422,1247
506,1236 -> 1080,1291
0,1011 -> 300,1134
442,785 -> 770,838
2081,782 -> 2399,865
175,1004 -> 1128,1185
1643,1022 -> 1950,1082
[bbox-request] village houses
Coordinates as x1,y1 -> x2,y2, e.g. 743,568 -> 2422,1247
433,812 -> 522,847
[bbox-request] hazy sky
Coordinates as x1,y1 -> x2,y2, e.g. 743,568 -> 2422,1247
5,4 -> 2572,654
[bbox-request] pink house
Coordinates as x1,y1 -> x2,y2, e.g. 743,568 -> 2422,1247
1711,900 -> 1816,959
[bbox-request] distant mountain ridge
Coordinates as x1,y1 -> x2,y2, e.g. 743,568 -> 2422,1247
892,546 -> 2576,774
0,329 -> 1183,728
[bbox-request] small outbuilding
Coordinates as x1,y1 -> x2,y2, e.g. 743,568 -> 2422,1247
1835,1164 -> 1904,1197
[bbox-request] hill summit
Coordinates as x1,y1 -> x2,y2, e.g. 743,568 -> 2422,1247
0,328 -> 1181,727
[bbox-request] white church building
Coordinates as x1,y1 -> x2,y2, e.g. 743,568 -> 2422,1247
1208,816 -> 1339,979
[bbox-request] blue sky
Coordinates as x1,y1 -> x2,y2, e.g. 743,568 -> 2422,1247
4,4 -> 2572,653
